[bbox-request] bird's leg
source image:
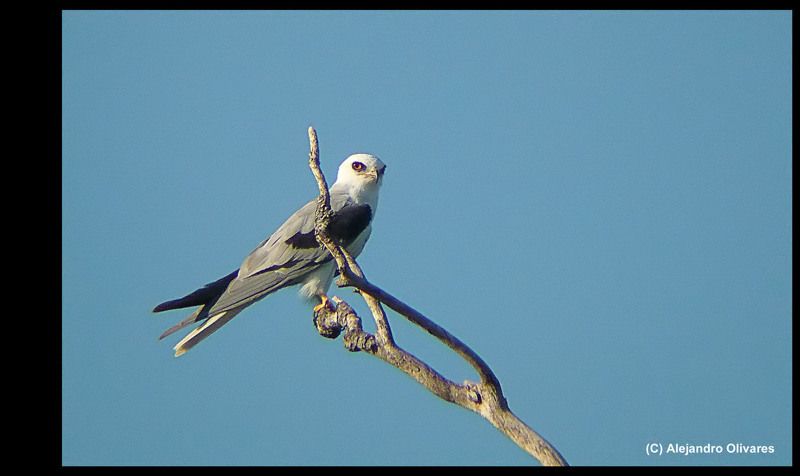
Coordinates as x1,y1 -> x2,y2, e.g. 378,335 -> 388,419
312,293 -> 342,339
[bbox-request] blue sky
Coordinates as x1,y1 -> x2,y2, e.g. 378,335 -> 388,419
62,11 -> 791,466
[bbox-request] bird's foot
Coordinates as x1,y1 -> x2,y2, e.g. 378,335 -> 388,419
313,294 -> 336,314
312,294 -> 341,339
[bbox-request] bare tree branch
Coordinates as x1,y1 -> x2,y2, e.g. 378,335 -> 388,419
307,127 -> 394,346
306,126 -> 568,466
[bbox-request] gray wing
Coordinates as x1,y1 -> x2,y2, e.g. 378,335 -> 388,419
205,200 -> 325,315
164,190 -> 374,357
205,190 -> 370,315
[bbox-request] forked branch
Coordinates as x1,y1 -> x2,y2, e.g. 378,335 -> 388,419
306,127 -> 567,467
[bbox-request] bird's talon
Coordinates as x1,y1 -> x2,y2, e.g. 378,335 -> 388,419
313,295 -> 336,314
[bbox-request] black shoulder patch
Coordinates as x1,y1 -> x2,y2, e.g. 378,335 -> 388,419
329,204 -> 372,246
284,230 -> 319,249
284,204 -> 372,250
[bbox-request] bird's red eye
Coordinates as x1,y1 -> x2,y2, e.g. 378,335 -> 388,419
351,161 -> 365,171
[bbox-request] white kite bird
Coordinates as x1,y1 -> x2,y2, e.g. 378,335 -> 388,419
153,153 -> 386,357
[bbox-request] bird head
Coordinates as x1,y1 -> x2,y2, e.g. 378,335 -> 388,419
336,153 -> 386,187
332,153 -> 386,207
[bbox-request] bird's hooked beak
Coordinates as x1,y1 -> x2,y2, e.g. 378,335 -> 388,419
368,165 -> 387,183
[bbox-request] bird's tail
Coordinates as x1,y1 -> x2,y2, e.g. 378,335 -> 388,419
172,309 -> 243,357
158,307 -> 204,340
153,269 -> 240,356
153,270 -> 238,313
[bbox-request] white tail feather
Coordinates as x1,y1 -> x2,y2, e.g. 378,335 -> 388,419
173,310 -> 240,357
